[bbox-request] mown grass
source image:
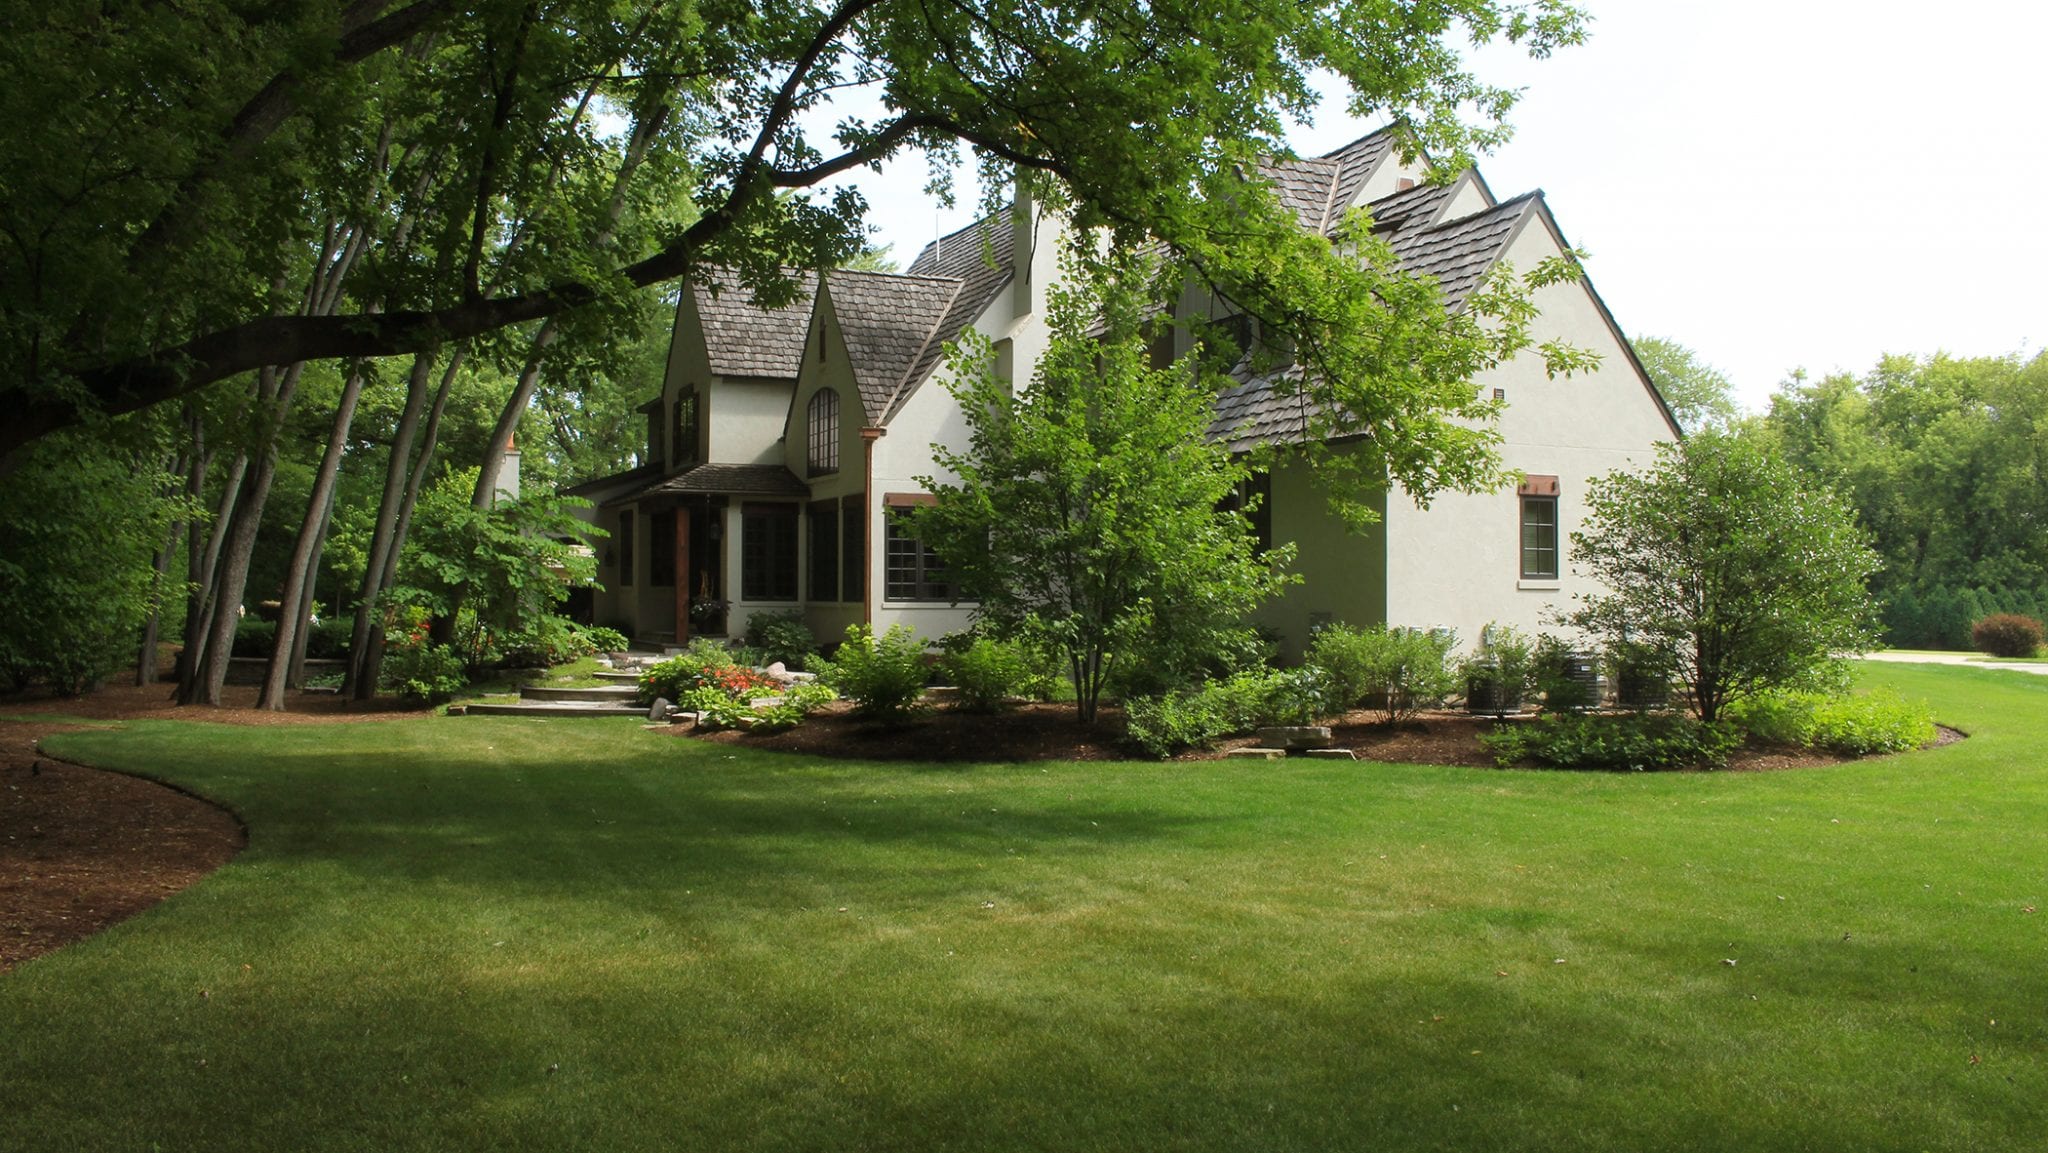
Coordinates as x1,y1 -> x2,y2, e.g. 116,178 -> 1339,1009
4,663 -> 2043,1151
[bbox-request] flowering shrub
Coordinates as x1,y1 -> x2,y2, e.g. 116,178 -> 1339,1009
639,650 -> 777,706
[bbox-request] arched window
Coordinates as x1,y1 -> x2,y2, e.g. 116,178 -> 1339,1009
807,389 -> 839,476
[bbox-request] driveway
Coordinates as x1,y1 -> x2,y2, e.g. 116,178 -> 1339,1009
1861,651 -> 2048,676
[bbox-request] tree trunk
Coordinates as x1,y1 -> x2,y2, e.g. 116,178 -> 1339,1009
176,448 -> 247,696
346,348 -> 441,699
187,363 -> 306,706
285,483 -> 338,687
259,364 -> 369,709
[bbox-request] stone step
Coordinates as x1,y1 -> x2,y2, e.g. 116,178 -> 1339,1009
458,700 -> 647,717
520,684 -> 640,702
592,670 -> 643,683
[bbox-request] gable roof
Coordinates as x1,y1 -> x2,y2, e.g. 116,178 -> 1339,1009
819,268 -> 965,423
1207,191 -> 1545,452
691,269 -> 818,379
1385,192 -> 1542,311
1257,128 -> 1402,235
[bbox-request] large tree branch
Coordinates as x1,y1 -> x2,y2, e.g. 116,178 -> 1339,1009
131,0 -> 456,259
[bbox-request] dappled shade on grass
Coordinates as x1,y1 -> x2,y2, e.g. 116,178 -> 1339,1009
2,663 -> 2042,1152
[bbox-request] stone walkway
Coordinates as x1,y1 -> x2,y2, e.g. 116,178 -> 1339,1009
1860,651 -> 2048,677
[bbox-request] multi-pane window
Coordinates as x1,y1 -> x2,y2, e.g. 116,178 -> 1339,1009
1520,495 -> 1559,580
808,500 -> 838,601
884,512 -> 949,602
672,390 -> 699,465
616,511 -> 635,587
841,499 -> 864,603
807,389 -> 839,475
741,504 -> 799,601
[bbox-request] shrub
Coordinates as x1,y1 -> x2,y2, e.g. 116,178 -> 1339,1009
1532,634 -> 1599,714
1461,624 -> 1534,715
1724,689 -> 1936,756
304,617 -> 354,660
743,610 -> 817,669
811,624 -> 930,722
1972,613 -> 2044,658
231,616 -> 277,658
638,642 -> 774,706
1481,712 -> 1744,771
749,681 -> 839,733
1121,666 -> 1318,758
1124,691 -> 1233,759
575,624 -> 631,655
1306,623 -> 1457,724
499,613 -> 593,668
1263,666 -> 1333,726
939,636 -> 1031,712
380,641 -> 468,704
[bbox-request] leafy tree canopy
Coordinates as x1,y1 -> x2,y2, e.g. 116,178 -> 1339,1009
1761,351 -> 2048,600
0,0 -> 1588,482
1565,430 -> 1879,723
1632,335 -> 1738,432
912,252 -> 1294,723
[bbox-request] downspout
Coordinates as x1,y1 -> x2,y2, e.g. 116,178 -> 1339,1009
861,427 -> 885,626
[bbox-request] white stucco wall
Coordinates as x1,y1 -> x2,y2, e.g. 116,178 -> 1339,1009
707,379 -> 792,464
1382,213 -> 1677,652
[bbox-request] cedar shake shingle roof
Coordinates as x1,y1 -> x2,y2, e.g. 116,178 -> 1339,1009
1256,128 -> 1400,235
623,462 -> 811,502
1386,193 -> 1539,311
893,213 -> 1020,418
1207,191 -> 1544,452
1364,178 -> 1462,234
821,269 -> 965,422
1209,364 -> 1321,454
691,269 -> 818,379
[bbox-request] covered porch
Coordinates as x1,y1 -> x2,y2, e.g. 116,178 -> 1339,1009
593,463 -> 817,648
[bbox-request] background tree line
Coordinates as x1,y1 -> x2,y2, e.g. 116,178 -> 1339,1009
1639,340 -> 2048,650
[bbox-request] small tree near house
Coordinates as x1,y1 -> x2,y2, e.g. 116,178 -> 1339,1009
1565,431 -> 1879,723
911,254 -> 1293,723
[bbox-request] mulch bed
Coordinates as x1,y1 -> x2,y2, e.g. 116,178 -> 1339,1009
1,674 -> 1961,974
1,677 -> 420,973
682,700 -> 1902,772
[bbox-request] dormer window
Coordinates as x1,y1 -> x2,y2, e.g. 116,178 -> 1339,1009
807,389 -> 839,476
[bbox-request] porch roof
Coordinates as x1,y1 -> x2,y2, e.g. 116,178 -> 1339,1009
617,462 -> 811,503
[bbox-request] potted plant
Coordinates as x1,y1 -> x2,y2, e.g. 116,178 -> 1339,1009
1462,625 -> 1534,717
687,597 -> 730,636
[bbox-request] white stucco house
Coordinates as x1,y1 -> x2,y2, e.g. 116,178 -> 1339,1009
568,127 -> 1679,656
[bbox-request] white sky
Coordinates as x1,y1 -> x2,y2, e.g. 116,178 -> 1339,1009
823,0 -> 2047,413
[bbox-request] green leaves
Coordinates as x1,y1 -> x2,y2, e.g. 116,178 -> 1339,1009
914,252 -> 1293,721
1566,431 -> 1881,723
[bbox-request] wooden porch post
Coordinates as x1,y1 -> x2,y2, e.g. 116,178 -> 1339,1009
674,505 -> 691,643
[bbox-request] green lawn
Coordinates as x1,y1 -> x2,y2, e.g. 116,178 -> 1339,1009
4,663 -> 2043,1151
